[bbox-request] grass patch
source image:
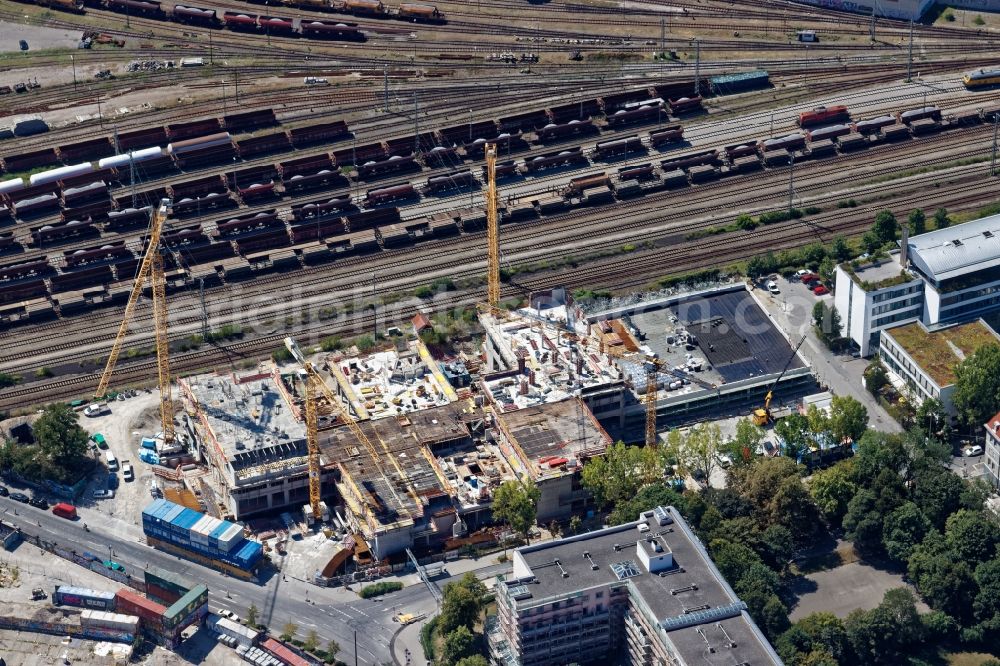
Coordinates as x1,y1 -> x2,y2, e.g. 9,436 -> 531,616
864,155 -> 990,186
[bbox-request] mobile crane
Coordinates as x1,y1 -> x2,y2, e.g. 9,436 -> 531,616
751,335 -> 807,426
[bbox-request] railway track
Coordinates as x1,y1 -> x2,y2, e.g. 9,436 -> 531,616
3,116 -> 996,374
2,164 -> 996,410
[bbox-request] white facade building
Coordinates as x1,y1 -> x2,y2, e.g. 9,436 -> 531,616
984,411 -> 1000,491
878,319 -> 1000,415
836,214 -> 1000,357
834,254 -> 923,357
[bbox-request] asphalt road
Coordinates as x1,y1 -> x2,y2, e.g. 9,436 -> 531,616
0,494 -> 403,665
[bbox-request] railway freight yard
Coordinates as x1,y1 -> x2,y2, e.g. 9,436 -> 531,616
3,0 -> 1000,664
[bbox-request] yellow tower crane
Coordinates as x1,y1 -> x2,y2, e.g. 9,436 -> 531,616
95,198 -> 176,445
284,337 -> 423,523
485,142 -> 500,314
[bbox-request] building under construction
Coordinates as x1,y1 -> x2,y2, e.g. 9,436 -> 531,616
479,284 -> 815,441
179,366 -> 337,521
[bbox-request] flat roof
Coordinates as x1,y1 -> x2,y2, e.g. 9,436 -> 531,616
184,371 -> 306,470
497,398 -> 611,478
320,402 -> 472,526
625,289 -> 804,385
907,213 -> 1000,283
843,252 -> 914,287
508,506 -> 780,664
884,319 -> 1000,386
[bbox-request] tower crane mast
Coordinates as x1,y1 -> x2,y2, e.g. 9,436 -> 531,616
95,199 -> 175,445
485,142 -> 500,314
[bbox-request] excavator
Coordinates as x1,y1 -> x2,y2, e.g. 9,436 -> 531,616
751,336 -> 807,427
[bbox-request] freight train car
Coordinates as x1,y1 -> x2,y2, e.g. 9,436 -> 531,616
13,0 -> 84,12
171,4 -> 220,26
106,0 -> 165,17
798,105 -> 849,128
223,11 -> 260,31
365,184 -> 416,206
424,170 -> 476,193
299,19 -> 365,41
397,2 -> 442,22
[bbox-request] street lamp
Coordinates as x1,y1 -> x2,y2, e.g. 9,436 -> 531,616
71,55 -> 76,88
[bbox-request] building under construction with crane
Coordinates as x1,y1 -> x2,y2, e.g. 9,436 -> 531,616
479,283 -> 816,443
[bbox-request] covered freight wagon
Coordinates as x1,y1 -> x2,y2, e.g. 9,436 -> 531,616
710,70 -> 769,95
166,133 -> 232,156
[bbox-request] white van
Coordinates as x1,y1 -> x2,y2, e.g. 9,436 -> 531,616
105,450 -> 119,471
303,76 -> 329,86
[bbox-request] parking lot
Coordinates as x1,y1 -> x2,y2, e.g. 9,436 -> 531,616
77,391 -> 165,527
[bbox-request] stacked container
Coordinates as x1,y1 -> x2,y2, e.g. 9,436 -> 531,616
115,588 -> 168,631
80,609 -> 140,634
53,585 -> 116,611
142,499 -> 262,570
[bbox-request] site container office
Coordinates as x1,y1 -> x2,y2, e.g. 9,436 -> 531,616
53,585 -> 117,611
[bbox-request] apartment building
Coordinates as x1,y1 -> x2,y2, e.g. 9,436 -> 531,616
487,505 -> 782,666
983,411 -> 1000,491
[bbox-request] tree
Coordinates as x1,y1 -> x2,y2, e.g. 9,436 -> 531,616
281,622 -> 298,642
912,465 -> 963,529
843,490 -> 885,555
861,231 -> 881,256
908,208 -> 926,235
303,630 -> 320,654
729,457 -> 819,543
568,515 -> 582,535
325,639 -> 341,662
872,210 -> 898,244
945,509 -> 1000,563
933,207 -> 950,229
881,502 -> 931,563
777,613 -> 852,665
953,343 -> 1000,427
608,482 -> 684,526
33,403 -> 89,461
723,418 -> 765,467
580,441 -> 660,508
455,657 -> 490,666
808,460 -> 857,526
973,557 -> 1000,622
829,395 -> 868,444
863,358 -> 889,396
492,479 -> 539,543
812,302 -> 842,343
852,431 -> 910,484
806,404 -> 832,439
439,626 -> 478,666
845,588 -> 923,664
775,413 -> 811,461
831,235 -> 851,262
455,654 -> 490,666
818,257 -> 835,284
746,252 -> 778,280
914,397 -> 949,441
669,423 -> 723,482
439,574 -> 486,635
246,603 -> 259,629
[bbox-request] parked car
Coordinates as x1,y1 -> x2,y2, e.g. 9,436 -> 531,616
217,609 -> 239,621
52,503 -> 77,519
795,269 -> 810,278
0,486 -> 8,497
83,403 -> 110,418
28,497 -> 49,510
766,280 -> 780,294
91,433 -> 108,449
107,473 -> 119,490
103,560 -> 125,573
964,444 -> 984,457
93,489 -> 115,499
798,272 -> 819,283
122,461 -> 134,482
812,285 -> 830,296
10,492 -> 29,503
19,40 -> 28,51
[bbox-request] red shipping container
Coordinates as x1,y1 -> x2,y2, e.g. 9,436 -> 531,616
262,638 -> 313,666
115,589 -> 167,626
145,581 -> 182,606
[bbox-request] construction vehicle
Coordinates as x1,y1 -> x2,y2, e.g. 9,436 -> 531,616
95,199 -> 176,445
642,356 -> 717,446
751,336 -> 807,426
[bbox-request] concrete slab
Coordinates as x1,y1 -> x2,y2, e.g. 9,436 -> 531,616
790,561 -> 928,620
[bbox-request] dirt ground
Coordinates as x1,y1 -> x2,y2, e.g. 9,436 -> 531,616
80,391 -> 168,528
0,21 -> 80,53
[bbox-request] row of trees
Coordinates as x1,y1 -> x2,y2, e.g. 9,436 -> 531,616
862,208 -> 951,255
430,573 -> 490,666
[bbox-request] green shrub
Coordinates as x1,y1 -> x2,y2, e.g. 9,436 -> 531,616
272,347 -> 293,363
974,14 -> 985,25
358,581 -> 403,599
320,336 -> 342,352
420,615 -> 439,661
